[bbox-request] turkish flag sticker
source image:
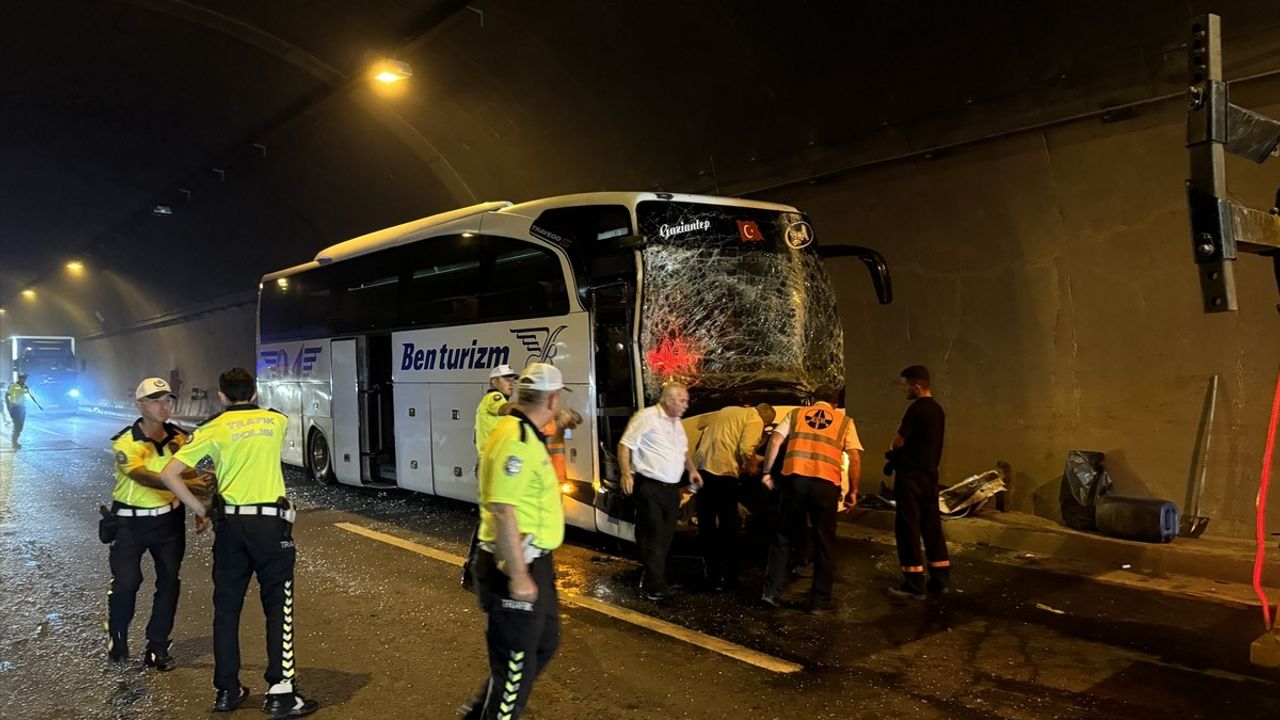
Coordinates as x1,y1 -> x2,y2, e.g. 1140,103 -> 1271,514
737,220 -> 764,243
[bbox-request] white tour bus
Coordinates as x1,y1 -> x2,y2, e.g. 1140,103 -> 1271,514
257,192 -> 889,540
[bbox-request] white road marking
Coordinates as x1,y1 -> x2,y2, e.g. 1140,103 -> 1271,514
334,521 -> 803,674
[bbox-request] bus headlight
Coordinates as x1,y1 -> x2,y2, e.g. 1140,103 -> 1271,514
560,479 -> 594,503
67,388 -> 81,398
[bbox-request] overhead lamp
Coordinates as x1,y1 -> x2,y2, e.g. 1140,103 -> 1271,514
152,205 -> 173,216
66,260 -> 85,274
372,59 -> 413,84
0,307 -> 6,315
21,289 -> 36,301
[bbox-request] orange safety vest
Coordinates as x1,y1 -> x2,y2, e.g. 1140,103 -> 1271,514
781,403 -> 851,485
543,420 -> 567,484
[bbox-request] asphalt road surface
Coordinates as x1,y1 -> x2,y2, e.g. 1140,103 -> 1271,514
1,412 -> 1277,719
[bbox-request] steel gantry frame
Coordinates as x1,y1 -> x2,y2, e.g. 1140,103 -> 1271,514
1184,14 -> 1280,669
1185,14 -> 1280,314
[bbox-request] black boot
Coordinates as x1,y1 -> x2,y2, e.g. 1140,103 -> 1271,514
264,690 -> 319,719
107,632 -> 128,662
212,685 -> 249,712
143,641 -> 176,671
886,572 -> 926,600
458,682 -> 489,719
927,566 -> 951,595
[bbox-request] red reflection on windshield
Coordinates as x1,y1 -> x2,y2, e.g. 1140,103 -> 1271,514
645,333 -> 701,383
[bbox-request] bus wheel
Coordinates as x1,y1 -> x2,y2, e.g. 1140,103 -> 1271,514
308,429 -> 336,485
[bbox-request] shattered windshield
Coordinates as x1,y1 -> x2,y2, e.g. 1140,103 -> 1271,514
636,200 -> 843,410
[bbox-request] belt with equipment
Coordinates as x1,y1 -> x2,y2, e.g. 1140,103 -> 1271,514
222,504 -> 297,523
479,534 -> 549,563
114,499 -> 181,517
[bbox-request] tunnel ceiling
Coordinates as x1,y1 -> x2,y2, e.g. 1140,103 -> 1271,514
0,0 -> 460,304
2,0 -> 1278,317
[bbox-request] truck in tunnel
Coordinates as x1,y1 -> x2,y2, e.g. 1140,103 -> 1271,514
2,335 -> 79,410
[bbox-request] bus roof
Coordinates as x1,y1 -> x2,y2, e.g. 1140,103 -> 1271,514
496,191 -> 800,219
262,192 -> 802,282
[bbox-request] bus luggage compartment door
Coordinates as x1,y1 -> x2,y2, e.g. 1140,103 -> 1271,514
429,384 -> 479,503
393,382 -> 434,494
275,383 -> 305,468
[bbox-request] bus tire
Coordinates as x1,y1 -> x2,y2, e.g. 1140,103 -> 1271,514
307,428 -> 337,485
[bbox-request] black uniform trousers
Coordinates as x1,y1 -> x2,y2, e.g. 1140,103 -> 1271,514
7,404 -> 24,444
466,550 -> 560,720
695,472 -> 741,583
764,475 -> 840,601
212,513 -> 297,692
108,504 -> 185,652
893,472 -> 949,568
633,473 -> 681,592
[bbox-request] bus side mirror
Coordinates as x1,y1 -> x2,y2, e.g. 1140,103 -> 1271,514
818,245 -> 893,305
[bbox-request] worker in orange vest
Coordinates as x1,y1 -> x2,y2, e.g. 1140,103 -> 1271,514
759,386 -> 862,614
542,409 -> 583,484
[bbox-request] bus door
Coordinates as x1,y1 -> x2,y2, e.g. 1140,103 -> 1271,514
330,335 -> 397,486
330,338 -> 363,485
365,335 -> 397,483
584,248 -> 642,539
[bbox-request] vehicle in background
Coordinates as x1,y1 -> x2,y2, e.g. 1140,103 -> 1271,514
2,335 -> 80,410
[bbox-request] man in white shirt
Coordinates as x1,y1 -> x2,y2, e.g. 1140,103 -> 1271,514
619,383 -> 702,602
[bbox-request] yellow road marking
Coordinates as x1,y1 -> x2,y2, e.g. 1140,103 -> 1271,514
335,522 -> 464,567
558,593 -> 802,673
335,522 -> 803,674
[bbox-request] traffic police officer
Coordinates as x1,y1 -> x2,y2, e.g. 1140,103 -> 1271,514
158,367 -> 318,718
760,386 -> 863,613
463,363 -> 567,720
106,377 -> 212,669
4,372 -> 36,448
475,363 -> 519,455
464,363 -> 520,587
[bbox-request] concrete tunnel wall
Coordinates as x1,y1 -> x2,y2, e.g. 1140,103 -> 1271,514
64,77 -> 1280,540
798,81 -> 1280,540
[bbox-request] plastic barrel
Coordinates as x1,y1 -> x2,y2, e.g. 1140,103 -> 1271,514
1094,496 -> 1180,543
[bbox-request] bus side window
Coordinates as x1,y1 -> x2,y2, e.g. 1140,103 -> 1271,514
400,234 -> 483,328
261,271 -> 332,342
480,236 -> 569,321
329,252 -> 400,335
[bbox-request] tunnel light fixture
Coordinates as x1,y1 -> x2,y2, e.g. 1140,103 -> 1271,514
372,59 -> 413,84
